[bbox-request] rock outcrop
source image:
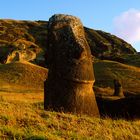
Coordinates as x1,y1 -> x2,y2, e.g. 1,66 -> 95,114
44,14 -> 100,117
5,50 -> 37,63
0,39 -> 40,63
85,28 -> 137,59
0,19 -> 137,65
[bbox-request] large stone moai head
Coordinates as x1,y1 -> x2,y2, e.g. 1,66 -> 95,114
44,14 -> 100,117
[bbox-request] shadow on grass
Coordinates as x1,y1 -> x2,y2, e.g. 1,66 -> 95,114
96,95 -> 140,120
31,94 -> 140,120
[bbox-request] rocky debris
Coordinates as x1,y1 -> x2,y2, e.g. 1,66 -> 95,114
85,28 -> 137,58
5,50 -> 37,63
0,19 -> 137,65
0,39 -> 41,63
44,14 -> 100,117
0,20 -> 46,64
113,79 -> 124,97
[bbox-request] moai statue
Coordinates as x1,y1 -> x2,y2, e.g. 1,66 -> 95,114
44,14 -> 100,117
113,79 -> 124,97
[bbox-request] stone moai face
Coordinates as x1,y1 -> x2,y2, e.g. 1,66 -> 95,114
44,14 -> 99,117
46,14 -> 94,82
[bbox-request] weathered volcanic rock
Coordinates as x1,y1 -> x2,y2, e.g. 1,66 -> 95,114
0,19 -> 137,65
0,39 -> 40,64
44,14 -> 100,117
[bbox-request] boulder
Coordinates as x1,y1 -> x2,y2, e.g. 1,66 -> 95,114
44,14 -> 100,117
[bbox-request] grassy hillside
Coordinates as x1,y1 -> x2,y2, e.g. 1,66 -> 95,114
0,61 -> 48,92
0,19 -> 137,65
0,92 -> 140,140
84,28 -> 136,58
0,19 -> 48,48
94,60 -> 140,95
121,54 -> 140,67
0,19 -> 48,64
1,60 -> 140,96
0,19 -> 140,139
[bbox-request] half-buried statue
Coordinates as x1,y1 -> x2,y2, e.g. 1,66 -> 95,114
44,14 -> 100,117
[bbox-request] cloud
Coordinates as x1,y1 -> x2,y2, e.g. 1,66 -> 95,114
113,9 -> 140,44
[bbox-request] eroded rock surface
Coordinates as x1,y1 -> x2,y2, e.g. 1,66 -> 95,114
0,39 -> 41,63
44,14 -> 99,117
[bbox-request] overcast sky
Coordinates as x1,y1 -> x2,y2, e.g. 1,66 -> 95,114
1,0 -> 140,51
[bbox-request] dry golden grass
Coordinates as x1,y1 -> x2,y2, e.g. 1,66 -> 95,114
122,54 -> 140,67
0,91 -> 140,140
1,60 -> 140,96
0,62 -> 48,92
0,60 -> 140,139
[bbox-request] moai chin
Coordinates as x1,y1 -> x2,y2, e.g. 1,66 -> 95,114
44,14 -> 100,117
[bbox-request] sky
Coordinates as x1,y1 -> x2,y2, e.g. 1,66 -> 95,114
1,0 -> 140,51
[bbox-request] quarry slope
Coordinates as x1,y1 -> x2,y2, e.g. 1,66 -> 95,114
0,60 -> 140,96
0,61 -> 48,92
0,19 -> 137,65
94,60 -> 140,95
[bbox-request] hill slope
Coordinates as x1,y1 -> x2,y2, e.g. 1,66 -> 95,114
94,60 -> 140,95
0,18 -> 140,139
85,28 -> 136,57
0,60 -> 140,96
0,62 -> 48,92
0,19 -> 137,65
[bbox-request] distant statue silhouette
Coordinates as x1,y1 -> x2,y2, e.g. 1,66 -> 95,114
113,79 -> 124,97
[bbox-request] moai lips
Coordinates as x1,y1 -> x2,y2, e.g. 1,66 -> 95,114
44,14 -> 100,117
